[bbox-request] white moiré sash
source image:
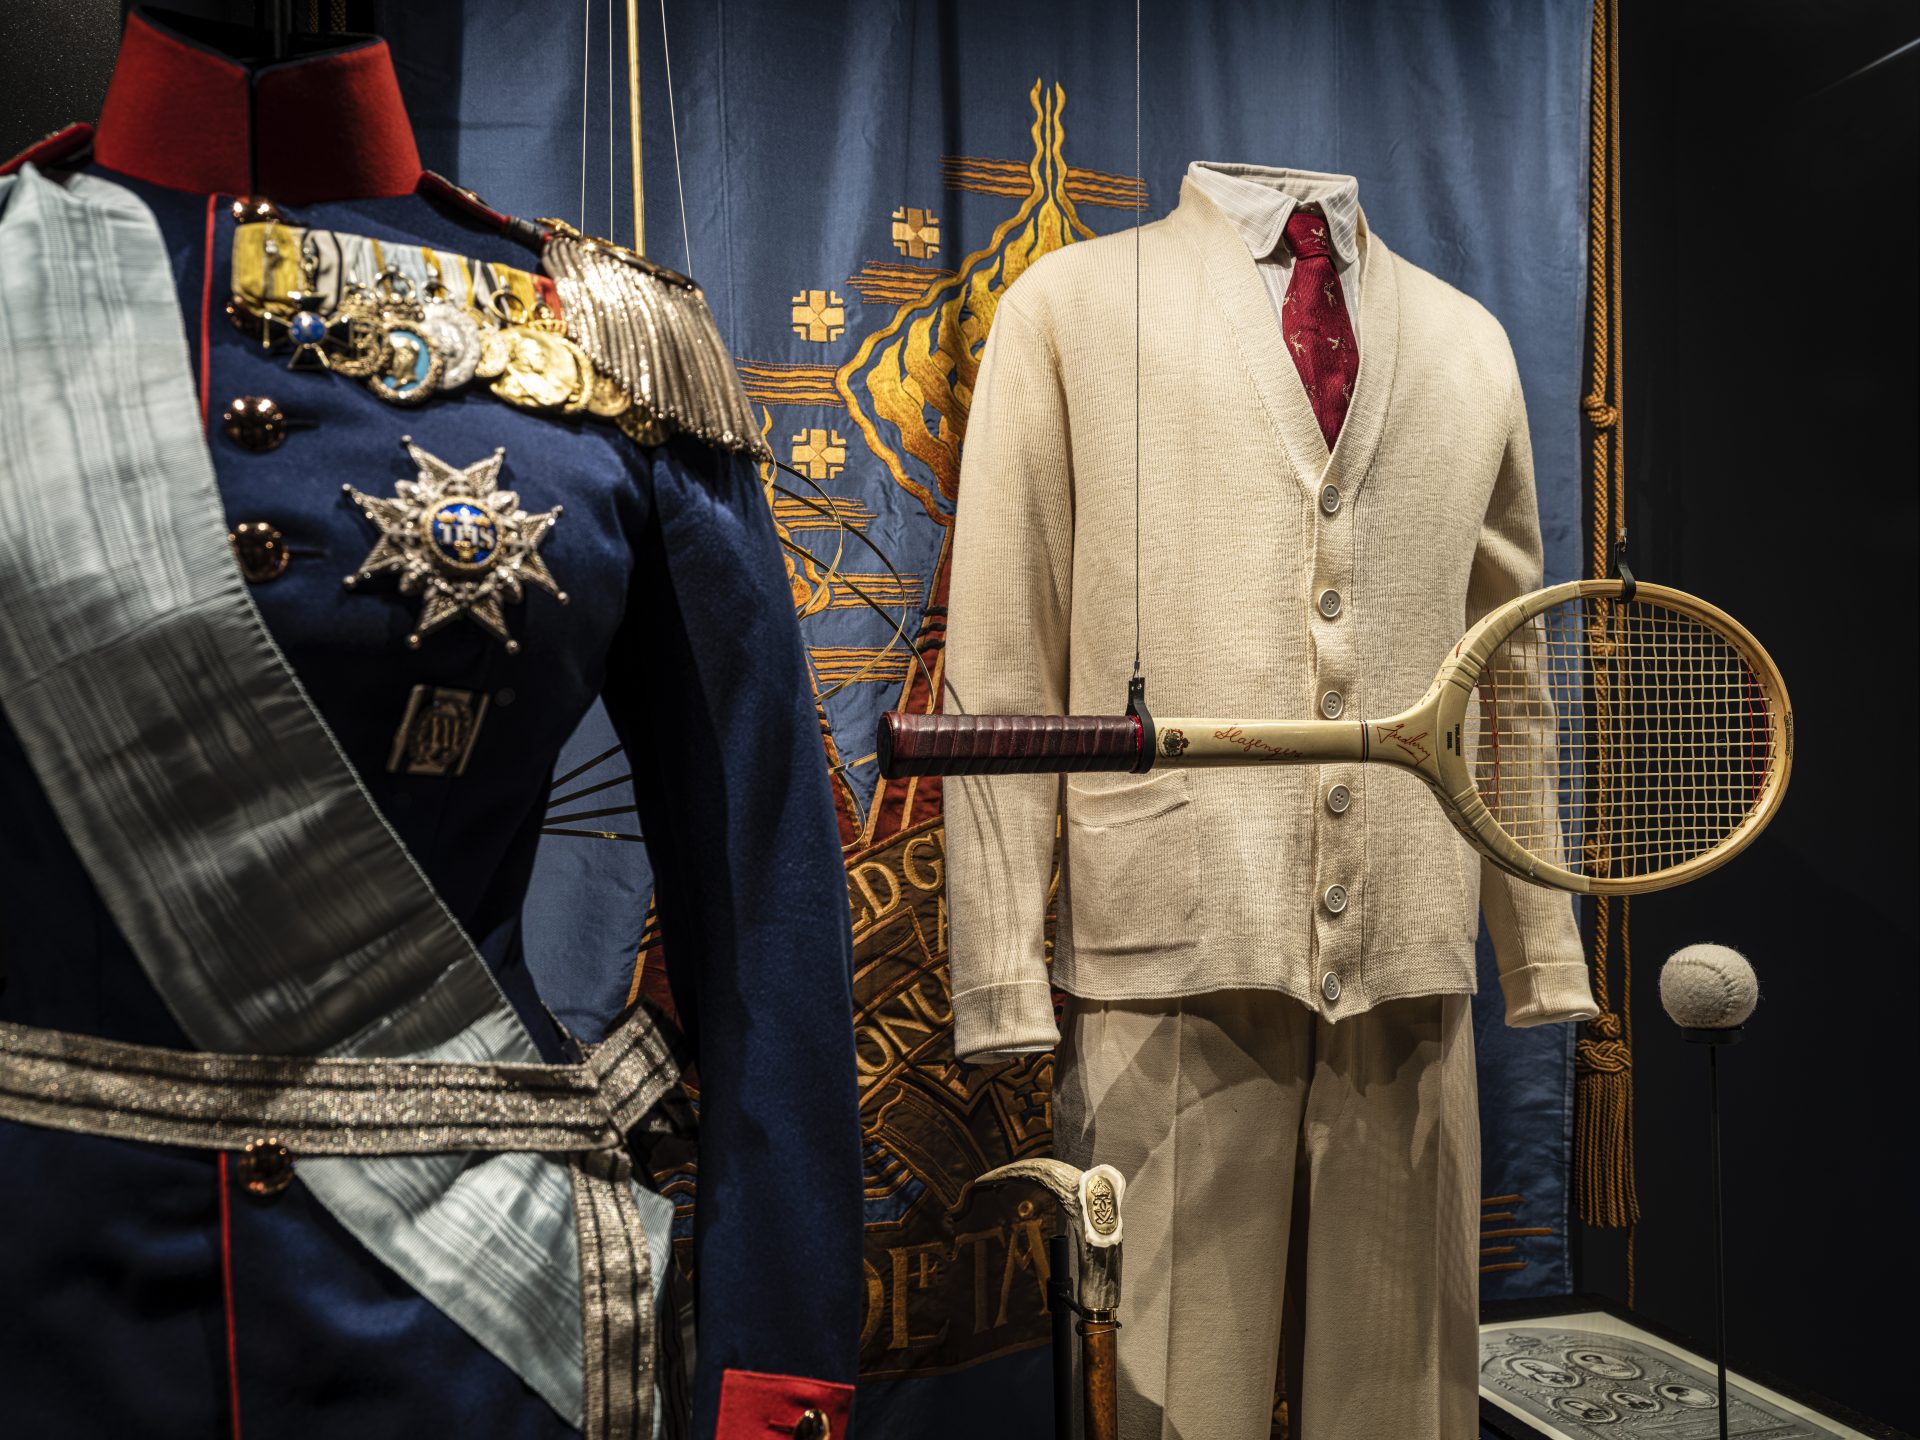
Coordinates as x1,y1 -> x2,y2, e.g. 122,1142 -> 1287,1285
0,164 -> 668,1429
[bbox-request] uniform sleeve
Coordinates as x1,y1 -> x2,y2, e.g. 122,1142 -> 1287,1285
602,437 -> 860,1436
1470,369 -> 1600,1029
942,302 -> 1074,1061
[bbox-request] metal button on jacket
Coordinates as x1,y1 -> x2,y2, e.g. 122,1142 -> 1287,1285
1326,783 -> 1352,814
230,522 -> 290,583
223,395 -> 288,452
237,1137 -> 295,1197
229,195 -> 286,224
1320,484 -> 1342,515
1318,588 -> 1342,618
793,1410 -> 832,1440
1320,690 -> 1344,719
1321,972 -> 1343,1002
1324,883 -> 1349,915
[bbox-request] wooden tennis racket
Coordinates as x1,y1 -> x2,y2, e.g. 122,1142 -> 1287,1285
879,580 -> 1792,896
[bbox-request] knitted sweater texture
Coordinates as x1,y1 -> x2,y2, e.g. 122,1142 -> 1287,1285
942,180 -> 1598,1060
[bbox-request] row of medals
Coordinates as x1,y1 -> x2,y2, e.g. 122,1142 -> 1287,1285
240,252 -> 653,438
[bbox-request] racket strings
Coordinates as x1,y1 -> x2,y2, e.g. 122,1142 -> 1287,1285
1466,597 -> 1777,880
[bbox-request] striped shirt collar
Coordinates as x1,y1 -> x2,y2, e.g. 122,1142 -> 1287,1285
1185,162 -> 1362,268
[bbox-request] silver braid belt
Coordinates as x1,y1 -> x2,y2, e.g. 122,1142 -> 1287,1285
0,1014 -> 683,1440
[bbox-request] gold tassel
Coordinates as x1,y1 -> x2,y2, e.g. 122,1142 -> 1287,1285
1573,965 -> 1638,1226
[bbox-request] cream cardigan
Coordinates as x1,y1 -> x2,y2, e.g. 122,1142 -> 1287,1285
942,178 -> 1598,1060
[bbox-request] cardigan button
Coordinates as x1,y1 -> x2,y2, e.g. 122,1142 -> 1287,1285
1326,783 -> 1352,814
1321,971 -> 1343,1002
1324,884 -> 1349,915
1320,484 -> 1342,515
1318,588 -> 1342,618
1320,690 -> 1344,719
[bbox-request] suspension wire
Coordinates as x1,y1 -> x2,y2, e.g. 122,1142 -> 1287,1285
578,0 -> 591,230
607,0 -> 615,237
658,0 -> 693,275
625,0 -> 644,251
1131,0 -> 1143,681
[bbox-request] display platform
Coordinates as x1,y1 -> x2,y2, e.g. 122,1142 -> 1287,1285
1479,1297 -> 1902,1440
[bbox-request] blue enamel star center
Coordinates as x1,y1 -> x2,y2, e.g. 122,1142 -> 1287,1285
424,498 -> 501,571
343,438 -> 568,654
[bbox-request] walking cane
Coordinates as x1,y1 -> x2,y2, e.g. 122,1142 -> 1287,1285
977,1159 -> 1126,1440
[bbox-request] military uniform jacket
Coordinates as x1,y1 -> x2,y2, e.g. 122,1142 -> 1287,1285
0,11 -> 860,1437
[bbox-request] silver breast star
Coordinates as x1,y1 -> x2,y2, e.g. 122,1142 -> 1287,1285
342,437 -> 567,654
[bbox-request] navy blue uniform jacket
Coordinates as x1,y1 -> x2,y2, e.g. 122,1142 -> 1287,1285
0,12 -> 861,1437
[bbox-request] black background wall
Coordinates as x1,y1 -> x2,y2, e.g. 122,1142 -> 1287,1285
2,1 -> 1916,1432
1582,2 -> 1918,1433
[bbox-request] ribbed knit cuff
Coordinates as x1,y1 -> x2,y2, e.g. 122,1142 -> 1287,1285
1499,960 -> 1599,1028
952,978 -> 1059,1062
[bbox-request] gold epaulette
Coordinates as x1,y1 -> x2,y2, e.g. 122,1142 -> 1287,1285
541,220 -> 769,461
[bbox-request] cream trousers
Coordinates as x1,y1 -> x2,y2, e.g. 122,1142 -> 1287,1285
1053,988 -> 1481,1440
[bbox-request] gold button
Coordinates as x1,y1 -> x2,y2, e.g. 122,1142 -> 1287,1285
792,1410 -> 831,1440
223,395 -> 288,453
236,1137 -> 295,1197
229,195 -> 286,223
230,522 -> 290,583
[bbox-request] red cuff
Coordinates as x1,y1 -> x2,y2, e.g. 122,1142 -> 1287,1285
714,1369 -> 855,1439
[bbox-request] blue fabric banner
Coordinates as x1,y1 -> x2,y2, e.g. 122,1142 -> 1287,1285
392,3 -> 1590,1432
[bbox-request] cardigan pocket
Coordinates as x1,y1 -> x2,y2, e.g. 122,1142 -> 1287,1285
1062,771 -> 1201,956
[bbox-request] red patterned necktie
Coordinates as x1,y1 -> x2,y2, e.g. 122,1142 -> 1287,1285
1282,208 -> 1358,448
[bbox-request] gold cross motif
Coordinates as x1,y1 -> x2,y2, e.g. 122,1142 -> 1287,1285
1323,282 -> 1336,305
1327,335 -> 1344,349
1290,334 -> 1307,356
790,427 -> 849,481
890,207 -> 941,260
790,289 -> 847,343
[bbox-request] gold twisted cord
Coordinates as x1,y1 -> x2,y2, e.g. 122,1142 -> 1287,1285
1574,0 -> 1640,1285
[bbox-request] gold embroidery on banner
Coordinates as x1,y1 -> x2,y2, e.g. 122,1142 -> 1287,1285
845,817 -> 1060,1375
891,207 -> 942,259
841,81 -> 1097,526
846,262 -> 957,306
825,573 -> 925,610
810,647 -> 915,687
736,359 -> 845,408
791,427 -> 849,481
941,155 -> 1148,211
753,410 -> 833,619
791,289 -> 848,342
772,493 -> 875,532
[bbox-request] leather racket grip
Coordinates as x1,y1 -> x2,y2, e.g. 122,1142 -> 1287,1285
877,712 -> 1141,777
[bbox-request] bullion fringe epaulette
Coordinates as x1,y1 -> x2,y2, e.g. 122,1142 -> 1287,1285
541,220 -> 769,461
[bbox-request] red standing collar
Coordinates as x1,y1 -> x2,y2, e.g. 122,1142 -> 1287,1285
92,8 -> 421,203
